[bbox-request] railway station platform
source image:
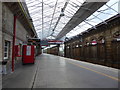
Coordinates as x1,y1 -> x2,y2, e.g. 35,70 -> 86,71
2,54 -> 119,88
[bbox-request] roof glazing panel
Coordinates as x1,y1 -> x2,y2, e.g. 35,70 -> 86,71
25,0 -> 119,40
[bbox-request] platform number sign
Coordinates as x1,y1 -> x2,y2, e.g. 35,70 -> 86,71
26,46 -> 31,56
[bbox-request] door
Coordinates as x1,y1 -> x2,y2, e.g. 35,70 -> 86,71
112,41 -> 120,68
97,44 -> 105,60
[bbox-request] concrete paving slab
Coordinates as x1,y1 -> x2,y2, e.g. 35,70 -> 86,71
2,54 -> 119,88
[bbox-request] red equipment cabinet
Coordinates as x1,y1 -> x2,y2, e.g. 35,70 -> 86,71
22,45 -> 35,64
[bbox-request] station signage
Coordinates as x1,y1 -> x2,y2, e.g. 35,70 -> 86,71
48,40 -> 64,44
91,41 -> 97,45
41,40 -> 49,46
41,40 -> 64,46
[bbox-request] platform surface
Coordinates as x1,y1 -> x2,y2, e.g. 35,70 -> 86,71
2,53 -> 119,88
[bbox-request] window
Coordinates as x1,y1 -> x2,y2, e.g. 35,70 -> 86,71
4,41 -> 10,59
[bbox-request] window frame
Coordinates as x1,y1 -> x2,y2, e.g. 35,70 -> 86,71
4,41 -> 10,60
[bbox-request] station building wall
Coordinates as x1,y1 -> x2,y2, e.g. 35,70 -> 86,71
1,3 -> 34,73
0,2 -> 2,62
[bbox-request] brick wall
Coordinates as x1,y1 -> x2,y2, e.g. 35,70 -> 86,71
64,14 -> 120,68
0,2 -> 2,62
2,4 -> 33,73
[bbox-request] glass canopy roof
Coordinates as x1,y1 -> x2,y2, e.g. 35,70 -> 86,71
25,0 -> 119,40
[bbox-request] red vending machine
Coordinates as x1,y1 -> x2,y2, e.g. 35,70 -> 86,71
22,45 -> 35,64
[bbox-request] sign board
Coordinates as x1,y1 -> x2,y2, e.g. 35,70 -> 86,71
91,40 -> 97,45
41,40 -> 64,45
41,40 -> 49,46
26,46 -> 31,56
48,40 -> 64,44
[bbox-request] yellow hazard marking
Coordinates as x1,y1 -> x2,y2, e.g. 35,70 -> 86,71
68,61 -> 120,81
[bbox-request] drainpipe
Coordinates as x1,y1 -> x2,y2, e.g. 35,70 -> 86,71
12,15 -> 17,72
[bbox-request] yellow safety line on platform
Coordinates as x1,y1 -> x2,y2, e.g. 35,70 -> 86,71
68,61 -> 120,81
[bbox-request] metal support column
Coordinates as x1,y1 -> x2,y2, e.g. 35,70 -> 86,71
12,15 -> 17,72
42,0 -> 44,40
